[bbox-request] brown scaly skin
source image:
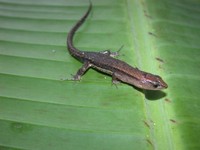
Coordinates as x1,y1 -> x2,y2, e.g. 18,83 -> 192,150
67,2 -> 168,90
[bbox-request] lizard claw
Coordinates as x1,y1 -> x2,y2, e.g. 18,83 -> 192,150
71,74 -> 81,81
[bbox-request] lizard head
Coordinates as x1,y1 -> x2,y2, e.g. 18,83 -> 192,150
141,73 -> 168,90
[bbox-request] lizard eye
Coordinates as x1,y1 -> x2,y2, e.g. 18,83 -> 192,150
153,82 -> 160,88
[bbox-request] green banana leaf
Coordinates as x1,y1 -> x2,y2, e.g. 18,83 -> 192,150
0,0 -> 200,149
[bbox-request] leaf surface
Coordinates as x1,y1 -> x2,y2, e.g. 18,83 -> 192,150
0,0 -> 200,149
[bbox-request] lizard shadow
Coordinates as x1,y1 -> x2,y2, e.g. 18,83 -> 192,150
133,86 -> 167,100
144,90 -> 167,100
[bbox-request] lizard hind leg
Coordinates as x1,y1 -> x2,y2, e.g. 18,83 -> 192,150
71,61 -> 92,81
100,45 -> 124,58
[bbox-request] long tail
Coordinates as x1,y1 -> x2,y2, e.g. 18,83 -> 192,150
67,2 -> 92,58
